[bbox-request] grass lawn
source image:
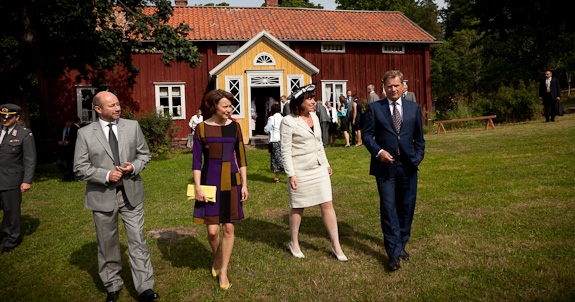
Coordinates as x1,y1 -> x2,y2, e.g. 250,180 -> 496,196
1,114 -> 574,301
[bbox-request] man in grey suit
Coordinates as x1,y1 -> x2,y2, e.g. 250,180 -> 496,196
315,101 -> 330,147
367,84 -> 380,104
74,91 -> 159,302
0,104 -> 36,253
402,83 -> 417,103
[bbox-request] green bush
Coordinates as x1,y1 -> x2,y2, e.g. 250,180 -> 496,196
435,81 -> 540,130
473,81 -> 540,123
122,107 -> 181,155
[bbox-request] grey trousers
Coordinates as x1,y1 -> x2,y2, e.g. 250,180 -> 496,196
1,188 -> 21,249
92,188 -> 154,294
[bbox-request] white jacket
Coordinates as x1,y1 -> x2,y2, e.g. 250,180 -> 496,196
264,113 -> 283,142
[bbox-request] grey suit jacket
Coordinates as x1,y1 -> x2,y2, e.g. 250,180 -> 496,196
367,91 -> 380,104
0,124 -> 36,190
403,92 -> 417,103
74,119 -> 151,212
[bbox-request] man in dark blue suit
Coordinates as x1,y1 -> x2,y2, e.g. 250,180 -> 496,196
538,70 -> 561,122
362,70 -> 425,271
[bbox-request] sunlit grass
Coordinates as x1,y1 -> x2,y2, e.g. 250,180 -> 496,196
1,115 -> 574,301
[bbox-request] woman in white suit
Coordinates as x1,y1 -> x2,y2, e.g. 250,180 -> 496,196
280,84 -> 347,262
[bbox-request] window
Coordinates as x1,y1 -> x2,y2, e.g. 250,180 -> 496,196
76,86 -> 98,123
217,42 -> 240,55
287,75 -> 304,97
321,81 -> 347,108
154,83 -> 186,120
225,76 -> 244,118
253,52 -> 276,66
321,42 -> 345,53
382,43 -> 405,54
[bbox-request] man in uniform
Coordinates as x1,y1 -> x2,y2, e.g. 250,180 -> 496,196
0,104 -> 36,253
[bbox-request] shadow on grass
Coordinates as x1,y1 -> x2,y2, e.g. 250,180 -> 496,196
235,215 -> 386,263
69,242 -> 139,300
155,231 -> 212,270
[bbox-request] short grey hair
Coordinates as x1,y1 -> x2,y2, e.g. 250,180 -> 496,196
367,84 -> 375,90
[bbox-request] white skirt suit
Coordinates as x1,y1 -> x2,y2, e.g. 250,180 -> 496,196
280,112 -> 332,208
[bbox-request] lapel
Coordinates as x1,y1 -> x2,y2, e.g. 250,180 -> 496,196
378,98 -> 396,133
116,119 -> 126,163
91,121 -> 114,162
294,114 -> 315,137
399,101 -> 414,135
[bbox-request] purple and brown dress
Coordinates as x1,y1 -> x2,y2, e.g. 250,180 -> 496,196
192,121 -> 247,224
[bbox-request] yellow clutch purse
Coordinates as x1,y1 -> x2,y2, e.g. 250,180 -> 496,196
187,184 -> 217,202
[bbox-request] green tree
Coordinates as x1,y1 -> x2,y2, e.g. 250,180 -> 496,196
0,0 -> 201,126
265,0 -> 323,8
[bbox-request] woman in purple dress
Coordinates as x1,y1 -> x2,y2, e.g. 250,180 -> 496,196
192,89 -> 248,290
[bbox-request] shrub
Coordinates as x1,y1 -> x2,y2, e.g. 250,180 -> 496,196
122,107 -> 181,155
473,81 -> 539,123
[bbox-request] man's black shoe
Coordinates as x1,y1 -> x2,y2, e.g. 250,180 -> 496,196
138,289 -> 159,302
2,247 -> 14,254
106,291 -> 120,302
399,249 -> 410,261
388,257 -> 401,271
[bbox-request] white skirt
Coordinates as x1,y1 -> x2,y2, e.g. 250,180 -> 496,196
288,164 -> 332,208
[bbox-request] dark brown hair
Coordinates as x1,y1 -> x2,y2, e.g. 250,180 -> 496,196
203,89 -> 235,114
290,91 -> 315,116
382,70 -> 404,85
270,103 -> 281,115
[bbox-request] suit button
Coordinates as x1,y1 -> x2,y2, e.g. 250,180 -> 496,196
398,136 -> 400,139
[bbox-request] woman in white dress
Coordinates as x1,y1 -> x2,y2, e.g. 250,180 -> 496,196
280,84 -> 347,262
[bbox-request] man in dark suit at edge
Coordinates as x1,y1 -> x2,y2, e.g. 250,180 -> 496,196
362,70 -> 425,271
538,70 -> 561,122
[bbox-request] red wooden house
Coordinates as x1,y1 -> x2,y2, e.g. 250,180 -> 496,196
40,1 -> 437,144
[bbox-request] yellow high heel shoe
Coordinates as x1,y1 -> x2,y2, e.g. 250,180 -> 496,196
219,282 -> 232,290
211,267 -> 220,278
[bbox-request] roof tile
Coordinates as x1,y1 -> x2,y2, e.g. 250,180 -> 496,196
145,7 -> 436,42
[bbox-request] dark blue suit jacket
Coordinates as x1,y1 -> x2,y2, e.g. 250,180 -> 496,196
361,98 -> 425,178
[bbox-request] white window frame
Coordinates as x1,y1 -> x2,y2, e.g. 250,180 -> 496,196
321,80 -> 348,107
154,82 -> 186,120
225,76 -> 245,118
253,52 -> 276,66
217,42 -> 240,55
321,42 -> 346,53
76,86 -> 99,123
382,43 -> 405,54
286,74 -> 304,97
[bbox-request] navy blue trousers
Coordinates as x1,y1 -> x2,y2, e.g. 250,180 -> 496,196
376,165 -> 418,259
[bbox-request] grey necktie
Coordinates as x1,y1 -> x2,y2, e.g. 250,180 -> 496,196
108,123 -> 120,166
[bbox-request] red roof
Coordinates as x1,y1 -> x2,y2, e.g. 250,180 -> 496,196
154,7 -> 436,42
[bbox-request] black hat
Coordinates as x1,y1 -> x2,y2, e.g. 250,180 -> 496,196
0,104 -> 21,119
288,83 -> 316,102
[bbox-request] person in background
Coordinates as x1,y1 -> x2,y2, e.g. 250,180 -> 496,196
402,83 -> 417,103
280,84 -> 347,262
192,89 -> 248,291
362,70 -> 425,272
56,119 -> 75,181
337,96 -> 350,147
251,97 -> 257,136
264,103 -> 284,183
352,95 -> 363,147
367,84 -> 380,104
0,104 -> 36,254
315,100 -> 330,148
73,91 -> 159,302
187,109 -> 203,148
326,101 -> 338,147
538,70 -> 561,122
280,95 -> 289,116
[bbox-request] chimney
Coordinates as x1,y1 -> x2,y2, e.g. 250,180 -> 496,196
174,0 -> 187,6
265,0 -> 278,7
